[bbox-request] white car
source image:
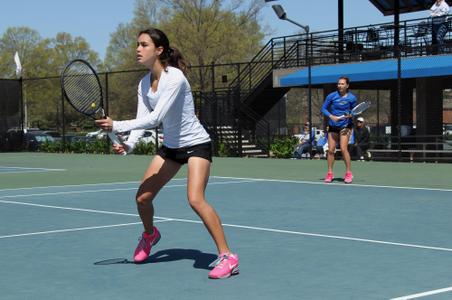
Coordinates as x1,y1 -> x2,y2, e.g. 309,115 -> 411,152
86,129 -> 106,140
116,130 -> 163,145
86,129 -> 163,144
444,124 -> 452,136
139,130 -> 164,144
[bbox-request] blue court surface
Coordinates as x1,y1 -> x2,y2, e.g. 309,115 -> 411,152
2,174 -> 452,300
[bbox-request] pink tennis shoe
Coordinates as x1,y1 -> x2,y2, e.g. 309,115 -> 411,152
324,172 -> 334,183
208,252 -> 239,279
344,171 -> 353,184
133,227 -> 161,263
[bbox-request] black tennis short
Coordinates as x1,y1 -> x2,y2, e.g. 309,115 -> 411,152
327,124 -> 353,133
157,142 -> 213,165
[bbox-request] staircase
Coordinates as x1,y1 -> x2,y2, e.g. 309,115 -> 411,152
194,90 -> 270,157
194,34 -> 309,157
214,125 -> 266,157
228,35 -> 308,117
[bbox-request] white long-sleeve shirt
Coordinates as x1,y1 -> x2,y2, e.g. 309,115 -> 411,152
113,66 -> 211,150
430,0 -> 450,17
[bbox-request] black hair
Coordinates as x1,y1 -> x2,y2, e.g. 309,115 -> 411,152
337,76 -> 350,92
338,76 -> 350,85
138,28 -> 188,74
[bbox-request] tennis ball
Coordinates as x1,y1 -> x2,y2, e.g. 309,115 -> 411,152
91,103 -> 96,108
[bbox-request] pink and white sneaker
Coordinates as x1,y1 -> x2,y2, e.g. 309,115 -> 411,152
133,227 -> 161,263
344,171 -> 353,184
324,172 -> 334,183
208,253 -> 239,279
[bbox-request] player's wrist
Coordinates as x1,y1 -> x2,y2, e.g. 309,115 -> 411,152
123,142 -> 134,154
111,121 -> 119,133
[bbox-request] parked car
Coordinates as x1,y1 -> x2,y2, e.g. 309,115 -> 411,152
444,124 -> 452,136
5,127 -> 41,151
5,128 -> 24,151
42,130 -> 62,142
85,129 -> 163,145
86,129 -> 106,139
24,131 -> 55,151
139,129 -> 163,144
116,130 -> 163,145
63,134 -> 89,143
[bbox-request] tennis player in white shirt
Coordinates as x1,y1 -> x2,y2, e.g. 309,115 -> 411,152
96,28 -> 238,279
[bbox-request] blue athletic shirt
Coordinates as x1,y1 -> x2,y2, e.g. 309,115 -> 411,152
321,91 -> 357,128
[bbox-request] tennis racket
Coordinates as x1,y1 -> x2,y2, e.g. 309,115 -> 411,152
61,59 -> 126,155
338,101 -> 371,119
94,258 -> 132,265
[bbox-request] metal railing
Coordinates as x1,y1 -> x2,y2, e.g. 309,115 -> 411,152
269,16 -> 452,68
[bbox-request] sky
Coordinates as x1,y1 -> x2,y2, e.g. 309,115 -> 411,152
0,0 -> 431,61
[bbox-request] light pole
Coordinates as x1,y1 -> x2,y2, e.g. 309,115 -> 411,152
269,3 -> 312,152
271,4 -> 309,34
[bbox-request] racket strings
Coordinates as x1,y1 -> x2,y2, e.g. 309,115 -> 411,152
62,63 -> 103,116
352,101 -> 371,115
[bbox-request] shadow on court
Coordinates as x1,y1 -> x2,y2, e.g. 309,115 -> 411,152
317,177 -> 345,183
331,177 -> 345,183
149,248 -> 217,270
93,248 -> 217,270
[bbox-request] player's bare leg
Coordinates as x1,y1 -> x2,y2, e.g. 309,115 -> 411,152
186,157 -> 230,254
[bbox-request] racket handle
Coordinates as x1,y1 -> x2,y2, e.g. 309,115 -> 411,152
337,114 -> 352,120
107,132 -> 127,156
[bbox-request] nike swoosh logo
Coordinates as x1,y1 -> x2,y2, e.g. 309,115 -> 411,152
187,150 -> 194,154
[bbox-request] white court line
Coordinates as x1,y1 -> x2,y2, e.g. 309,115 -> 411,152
0,188 -> 137,199
0,181 -> 140,192
212,176 -> 452,192
0,166 -> 66,171
0,166 -> 66,173
0,199 -> 140,217
390,286 -> 452,299
0,177 -> 243,193
2,197 -> 452,253
0,178 -> 185,192
160,216 -> 452,253
0,180 -> 256,200
0,219 -> 172,239
0,166 -> 61,169
0,169 -> 67,174
1,175 -> 450,193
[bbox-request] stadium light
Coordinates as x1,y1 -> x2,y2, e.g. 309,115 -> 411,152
271,4 -> 309,34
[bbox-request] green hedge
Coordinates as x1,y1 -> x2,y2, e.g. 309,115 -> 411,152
217,142 -> 230,157
270,136 -> 298,158
37,139 -> 156,155
132,140 -> 156,155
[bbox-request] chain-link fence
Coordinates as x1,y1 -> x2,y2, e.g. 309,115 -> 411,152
1,16 -> 452,161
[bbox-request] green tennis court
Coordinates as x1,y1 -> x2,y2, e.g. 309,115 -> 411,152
1,153 -> 452,300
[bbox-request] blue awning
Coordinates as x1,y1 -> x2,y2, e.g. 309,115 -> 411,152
279,55 -> 452,87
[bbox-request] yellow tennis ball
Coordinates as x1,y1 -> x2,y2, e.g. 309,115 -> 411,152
91,103 -> 96,109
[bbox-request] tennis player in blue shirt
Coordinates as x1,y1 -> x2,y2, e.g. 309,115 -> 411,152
321,76 -> 357,183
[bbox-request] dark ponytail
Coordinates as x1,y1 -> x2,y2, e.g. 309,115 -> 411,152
138,28 -> 188,74
166,47 -> 187,74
